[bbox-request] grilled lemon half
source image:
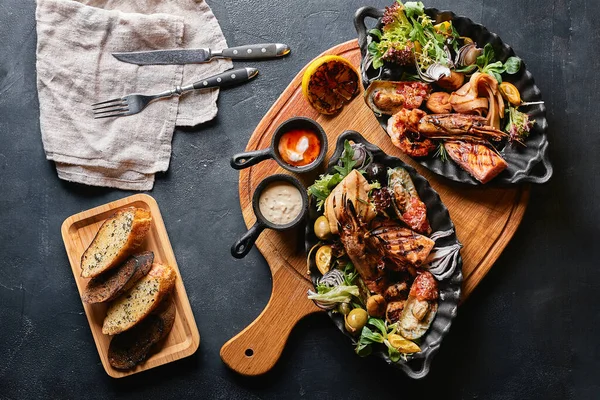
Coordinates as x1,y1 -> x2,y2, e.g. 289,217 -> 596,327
302,55 -> 360,115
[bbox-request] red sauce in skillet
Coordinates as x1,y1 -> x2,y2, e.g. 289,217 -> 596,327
277,129 -> 321,167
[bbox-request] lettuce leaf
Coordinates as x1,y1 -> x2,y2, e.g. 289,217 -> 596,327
307,173 -> 342,211
307,285 -> 359,303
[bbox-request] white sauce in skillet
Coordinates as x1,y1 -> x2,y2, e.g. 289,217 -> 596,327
258,182 -> 303,225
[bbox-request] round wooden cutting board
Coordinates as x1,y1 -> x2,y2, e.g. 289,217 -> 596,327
220,40 -> 529,376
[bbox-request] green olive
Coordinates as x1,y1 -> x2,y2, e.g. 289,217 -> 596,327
344,308 -> 368,334
313,216 -> 332,240
338,302 -> 352,316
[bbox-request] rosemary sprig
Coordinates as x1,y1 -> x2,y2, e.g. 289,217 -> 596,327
433,142 -> 448,162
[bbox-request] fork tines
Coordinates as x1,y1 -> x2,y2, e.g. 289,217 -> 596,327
91,97 -> 129,119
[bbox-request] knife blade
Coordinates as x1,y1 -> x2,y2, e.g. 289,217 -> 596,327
112,43 -> 290,65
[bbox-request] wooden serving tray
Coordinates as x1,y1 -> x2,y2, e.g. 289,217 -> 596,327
61,194 -> 200,378
221,40 -> 529,376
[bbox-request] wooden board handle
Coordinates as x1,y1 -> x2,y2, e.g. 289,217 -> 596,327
220,268 -> 322,375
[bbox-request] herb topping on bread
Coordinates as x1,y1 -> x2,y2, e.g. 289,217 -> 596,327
80,207 -> 152,278
102,263 -> 176,335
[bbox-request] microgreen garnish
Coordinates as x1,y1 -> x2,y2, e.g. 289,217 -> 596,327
505,105 -> 534,143
476,43 -> 521,83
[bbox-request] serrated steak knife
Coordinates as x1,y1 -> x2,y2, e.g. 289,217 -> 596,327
112,43 -> 290,65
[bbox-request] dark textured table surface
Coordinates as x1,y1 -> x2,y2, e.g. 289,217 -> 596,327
1,0 -> 598,399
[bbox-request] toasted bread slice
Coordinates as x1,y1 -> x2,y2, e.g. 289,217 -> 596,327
102,263 -> 176,335
81,207 -> 152,278
444,141 -> 508,184
108,296 -> 176,370
82,251 -> 154,304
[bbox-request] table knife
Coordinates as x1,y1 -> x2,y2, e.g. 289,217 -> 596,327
112,43 -> 290,65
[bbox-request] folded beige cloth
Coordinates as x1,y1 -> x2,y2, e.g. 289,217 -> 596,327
36,0 -> 232,190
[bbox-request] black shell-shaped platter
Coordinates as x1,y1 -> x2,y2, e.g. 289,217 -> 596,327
305,131 -> 462,379
354,6 -> 552,185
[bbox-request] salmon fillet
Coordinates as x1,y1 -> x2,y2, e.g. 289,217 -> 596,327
444,141 -> 508,184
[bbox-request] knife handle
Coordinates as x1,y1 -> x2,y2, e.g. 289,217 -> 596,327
218,43 -> 290,60
191,67 -> 259,90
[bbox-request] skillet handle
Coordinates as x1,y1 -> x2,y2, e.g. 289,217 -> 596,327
354,6 -> 384,58
230,148 -> 272,170
231,221 -> 265,258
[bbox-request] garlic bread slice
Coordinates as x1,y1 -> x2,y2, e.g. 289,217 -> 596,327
102,263 -> 176,335
80,207 -> 152,278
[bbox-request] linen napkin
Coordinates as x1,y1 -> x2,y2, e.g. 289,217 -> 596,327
36,0 -> 233,190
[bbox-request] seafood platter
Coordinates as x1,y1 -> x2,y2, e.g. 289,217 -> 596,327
306,131 -> 461,378
227,1 -> 551,379
355,2 -> 552,184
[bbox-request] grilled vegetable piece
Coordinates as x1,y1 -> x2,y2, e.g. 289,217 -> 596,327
398,272 -> 439,340
388,167 -> 431,234
444,141 -> 508,183
82,251 -> 154,304
80,207 -> 152,278
369,219 -> 435,268
365,80 -> 431,116
102,263 -> 176,335
324,170 -> 376,235
108,296 -> 176,370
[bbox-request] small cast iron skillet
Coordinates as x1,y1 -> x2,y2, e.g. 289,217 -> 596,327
230,117 -> 327,173
231,174 -> 308,258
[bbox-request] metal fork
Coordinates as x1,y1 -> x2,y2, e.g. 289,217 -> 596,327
92,67 -> 258,119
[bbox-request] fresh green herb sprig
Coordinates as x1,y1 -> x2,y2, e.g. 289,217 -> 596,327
355,318 -> 406,362
433,142 -> 448,162
476,43 -> 521,83
308,140 -> 356,210
334,141 -> 358,176
342,262 -> 359,286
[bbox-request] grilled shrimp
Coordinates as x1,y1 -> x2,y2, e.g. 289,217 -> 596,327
387,109 -> 437,158
417,113 -> 508,142
387,109 -> 508,159
336,198 -> 389,294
